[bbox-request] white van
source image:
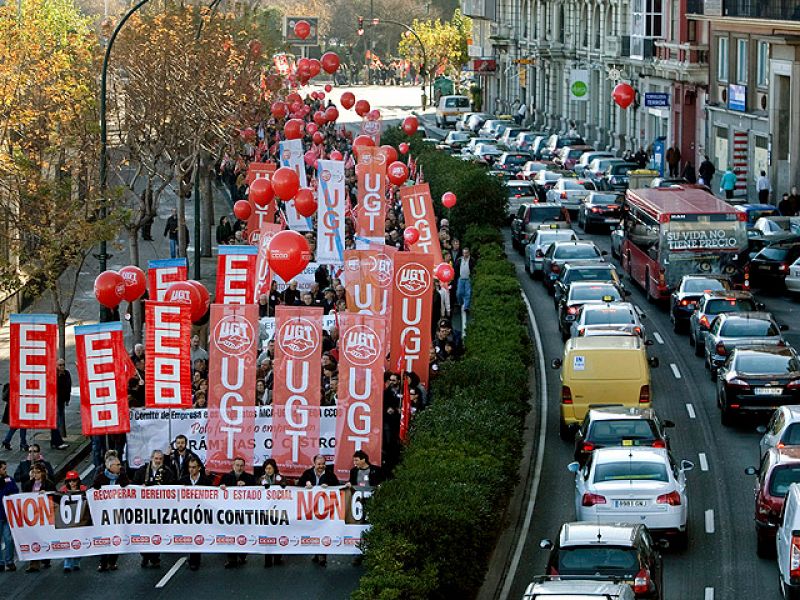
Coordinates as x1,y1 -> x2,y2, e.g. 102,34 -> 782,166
777,482 -> 800,599
435,95 -> 471,128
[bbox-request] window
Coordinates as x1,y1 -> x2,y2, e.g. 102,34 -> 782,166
737,39 -> 748,84
718,37 -> 729,82
757,41 -> 769,88
630,0 -> 663,58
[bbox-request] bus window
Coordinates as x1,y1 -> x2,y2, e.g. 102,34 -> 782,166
625,207 -> 659,256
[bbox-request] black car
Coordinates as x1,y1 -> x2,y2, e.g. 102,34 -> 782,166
541,522 -> 665,599
716,346 -> 800,426
495,152 -> 532,175
574,407 -> 674,466
602,162 -> 640,192
553,262 -> 622,309
577,192 -> 624,233
748,242 -> 800,288
557,282 -> 623,339
670,275 -> 732,332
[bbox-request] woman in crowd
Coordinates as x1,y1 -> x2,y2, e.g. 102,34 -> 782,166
59,471 -> 87,573
260,459 -> 285,568
22,463 -> 55,572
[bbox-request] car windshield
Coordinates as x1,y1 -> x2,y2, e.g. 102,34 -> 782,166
583,307 -> 633,325
587,419 -> 657,443
684,279 -> 728,293
447,133 -> 469,142
530,207 -> 563,221
590,194 -> 620,206
554,245 -> 600,259
558,547 -> 639,573
540,232 -> 576,244
504,155 -> 528,165
610,164 -> 635,175
783,424 -> 800,446
570,286 -> 621,302
759,247 -> 792,261
565,268 -> 618,283
705,298 -> 756,315
594,461 -> 669,483
563,180 -> 587,190
769,465 -> 800,497
445,97 -> 469,108
720,319 -> 779,337
736,353 -> 797,374
540,172 -> 562,182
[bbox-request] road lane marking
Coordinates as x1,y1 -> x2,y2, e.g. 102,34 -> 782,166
80,464 -> 94,480
633,305 -> 644,317
699,453 -> 709,471
653,332 -> 664,344
705,509 -> 715,534
686,403 -> 696,419
155,557 -> 186,588
705,588 -> 714,600
670,363 -> 682,379
498,291 -> 548,600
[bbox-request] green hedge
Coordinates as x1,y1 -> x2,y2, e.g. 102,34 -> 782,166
353,220 -> 531,600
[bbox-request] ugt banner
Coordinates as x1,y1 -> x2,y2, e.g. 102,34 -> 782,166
399,183 -> 444,267
344,249 -> 383,315
279,139 -> 312,232
245,162 -> 277,244
145,301 -> 192,408
272,306 -> 323,478
334,313 -> 386,481
254,223 -> 283,302
207,304 -> 259,473
355,147 -> 386,246
215,246 -> 258,305
316,159 -> 346,266
147,258 -> 188,302
390,252 -> 435,388
75,323 -> 135,435
9,314 -> 57,430
4,486 -> 371,558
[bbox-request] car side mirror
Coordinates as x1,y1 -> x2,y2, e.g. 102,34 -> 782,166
756,425 -> 767,434
649,356 -> 660,368
663,420 -> 675,428
681,460 -> 695,472
551,358 -> 563,370
757,302 -> 766,310
567,461 -> 580,473
601,250 -> 608,256
638,311 -> 646,319
623,289 -> 632,297
645,339 -> 654,346
656,539 -> 670,551
539,539 -> 553,550
745,466 -> 758,476
780,324 -> 789,331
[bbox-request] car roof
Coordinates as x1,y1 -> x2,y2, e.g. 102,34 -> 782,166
527,579 -> 632,595
508,180 -> 534,186
779,406 -> 800,421
716,311 -> 774,322
587,406 -> 658,421
771,447 -> 800,465
559,522 -> 639,547
580,302 -> 635,312
733,345 -> 793,357
702,290 -> 755,300
736,204 -> 777,211
592,446 -> 669,463
682,274 -> 730,282
564,262 -> 617,270
554,240 -> 597,248
568,335 -> 641,351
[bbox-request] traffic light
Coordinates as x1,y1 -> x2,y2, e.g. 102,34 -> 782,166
357,16 -> 364,36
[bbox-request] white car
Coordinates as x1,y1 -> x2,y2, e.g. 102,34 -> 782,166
569,447 -> 693,548
546,179 -> 595,212
461,137 -> 495,156
574,151 -> 616,176
759,406 -> 800,460
785,257 -> 800,295
570,301 -> 645,339
525,228 -> 578,278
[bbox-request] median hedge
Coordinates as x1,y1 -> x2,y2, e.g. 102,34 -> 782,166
353,193 -> 531,597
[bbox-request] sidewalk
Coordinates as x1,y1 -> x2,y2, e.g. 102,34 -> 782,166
0,179 -> 233,482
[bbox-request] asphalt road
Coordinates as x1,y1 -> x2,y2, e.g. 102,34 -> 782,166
501,224 -> 800,600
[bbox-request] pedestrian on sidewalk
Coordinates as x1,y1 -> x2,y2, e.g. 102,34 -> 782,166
666,144 -> 681,177
681,161 -> 697,184
756,171 -> 771,203
455,247 -> 476,314
0,460 -> 18,572
164,208 -> 180,258
699,155 -> 715,186
50,359 -> 70,450
720,168 -> 737,200
1,383 -> 28,451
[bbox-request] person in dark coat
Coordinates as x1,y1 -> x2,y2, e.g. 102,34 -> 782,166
297,456 -> 339,567
13,444 -> 54,485
220,457 -> 255,568
216,216 -> 233,245
178,457 -> 211,571
50,358 -> 70,449
133,450 -> 173,568
698,156 -> 716,186
165,434 -> 201,481
681,161 -> 697,184
0,459 -> 19,572
666,144 -> 681,177
92,455 -> 130,572
21,463 -> 56,572
347,450 -> 385,488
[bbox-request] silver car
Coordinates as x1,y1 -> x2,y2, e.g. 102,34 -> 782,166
703,311 -> 787,378
522,578 -> 635,600
525,228 -> 578,278
570,301 -> 645,340
542,241 -> 607,292
688,290 -> 761,356
759,406 -> 800,460
546,178 -> 595,213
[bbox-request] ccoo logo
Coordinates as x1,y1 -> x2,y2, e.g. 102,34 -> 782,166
277,318 -> 319,359
395,263 -> 431,297
343,325 -> 380,366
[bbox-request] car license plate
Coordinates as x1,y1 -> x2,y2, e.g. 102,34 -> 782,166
615,499 -> 648,508
759,265 -> 772,270
755,387 -> 783,396
622,439 -> 634,446
605,218 -> 618,223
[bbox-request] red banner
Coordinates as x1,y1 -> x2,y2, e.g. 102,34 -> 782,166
9,314 -> 57,430
399,183 -> 444,267
254,223 -> 283,302
245,161 -> 276,185
75,322 -> 134,435
390,252 -> 434,388
246,163 -> 277,244
344,250 -> 383,314
272,306 -> 323,477
370,243 -> 396,361
355,147 -> 386,245
359,117 -> 382,146
333,313 -> 386,480
207,304 -> 259,473
147,258 -> 188,302
145,301 -> 193,408
215,246 -> 258,305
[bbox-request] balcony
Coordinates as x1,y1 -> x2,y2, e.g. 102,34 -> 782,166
653,41 -> 710,83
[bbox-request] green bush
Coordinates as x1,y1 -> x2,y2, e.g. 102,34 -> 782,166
354,219 -> 530,600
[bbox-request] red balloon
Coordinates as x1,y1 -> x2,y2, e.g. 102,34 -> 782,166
302,105 -> 311,116
249,178 -> 274,207
233,199 -> 251,220
290,100 -> 303,113
387,161 -> 409,186
313,111 -> 327,126
294,187 -> 317,217
294,20 -> 311,40
240,127 -> 256,142
271,101 -> 287,119
367,109 -> 381,121
317,92 -> 325,101
340,92 -> 355,110
403,226 -> 420,245
286,92 -> 302,104
272,167 -> 300,201
118,265 -> 146,302
268,230 -> 312,282
354,99 -> 371,117
442,191 -> 457,209
399,142 -> 410,154
330,150 -> 343,161
304,150 -> 317,167
321,52 -> 340,74
353,135 -> 375,149
308,59 -> 321,78
612,82 -> 635,109
380,145 -> 398,165
312,131 -> 325,145
187,280 -> 210,319
306,122 -> 318,136
284,118 -> 305,140
401,116 -> 419,136
325,106 -> 339,122
94,270 -> 126,308
435,263 -> 455,284
164,281 -> 204,323
324,84 -> 333,93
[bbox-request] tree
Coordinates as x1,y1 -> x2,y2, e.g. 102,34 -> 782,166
0,0 -> 121,358
397,9 -> 471,84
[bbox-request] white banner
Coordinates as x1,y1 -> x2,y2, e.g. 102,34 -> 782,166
569,69 -> 590,102
272,261 -> 320,292
279,139 -> 312,232
260,315 -> 336,345
4,487 -> 370,559
316,159 -> 346,266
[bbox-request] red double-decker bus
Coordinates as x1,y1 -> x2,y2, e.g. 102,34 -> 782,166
621,186 -> 748,301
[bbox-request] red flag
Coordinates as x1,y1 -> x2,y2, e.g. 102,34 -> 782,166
206,304 -> 258,473
75,322 -> 132,435
215,246 -> 258,304
399,374 -> 411,443
272,306 -> 324,477
145,301 -> 193,408
147,258 -> 188,302
400,183 -> 444,267
9,314 -> 57,429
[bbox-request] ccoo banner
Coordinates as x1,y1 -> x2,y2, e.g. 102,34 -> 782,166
145,302 -> 193,409
215,246 -> 258,305
9,314 -> 58,430
147,258 -> 188,302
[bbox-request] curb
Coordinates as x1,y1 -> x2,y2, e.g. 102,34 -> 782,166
53,439 -> 93,483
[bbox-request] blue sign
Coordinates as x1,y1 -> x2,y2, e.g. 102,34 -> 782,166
644,93 -> 670,108
651,137 -> 666,177
728,84 -> 746,112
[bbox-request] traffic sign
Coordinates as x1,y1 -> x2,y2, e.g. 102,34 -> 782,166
644,93 -> 670,108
